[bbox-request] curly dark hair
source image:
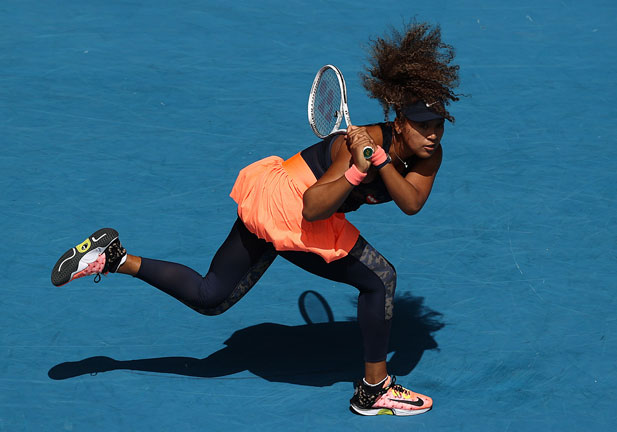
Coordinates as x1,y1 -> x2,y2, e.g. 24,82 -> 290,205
361,21 -> 460,122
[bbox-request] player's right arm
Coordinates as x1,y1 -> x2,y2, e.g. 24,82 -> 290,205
302,125 -> 380,221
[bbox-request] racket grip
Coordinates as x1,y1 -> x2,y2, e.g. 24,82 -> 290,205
362,146 -> 374,160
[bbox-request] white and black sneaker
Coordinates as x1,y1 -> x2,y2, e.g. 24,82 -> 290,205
51,228 -> 127,287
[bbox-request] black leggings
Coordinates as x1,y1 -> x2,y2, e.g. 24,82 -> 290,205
136,218 -> 396,362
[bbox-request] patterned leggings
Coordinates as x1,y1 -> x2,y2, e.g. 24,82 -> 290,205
136,218 -> 396,362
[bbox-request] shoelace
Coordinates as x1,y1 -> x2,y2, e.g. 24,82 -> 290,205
89,242 -> 125,284
391,384 -> 412,398
85,254 -> 106,283
384,376 -> 416,399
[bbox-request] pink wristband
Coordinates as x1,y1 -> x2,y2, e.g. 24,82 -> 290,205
369,146 -> 388,166
344,165 -> 367,186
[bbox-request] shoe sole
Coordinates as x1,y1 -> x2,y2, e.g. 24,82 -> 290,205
350,404 -> 431,416
51,228 -> 119,287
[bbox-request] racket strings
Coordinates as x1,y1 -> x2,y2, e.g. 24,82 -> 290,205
313,69 -> 342,137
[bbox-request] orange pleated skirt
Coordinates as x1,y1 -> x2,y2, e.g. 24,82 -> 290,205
230,153 -> 359,263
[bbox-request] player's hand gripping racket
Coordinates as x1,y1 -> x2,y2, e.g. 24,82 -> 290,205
307,64 -> 373,159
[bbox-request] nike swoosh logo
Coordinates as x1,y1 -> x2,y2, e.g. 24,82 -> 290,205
388,397 -> 425,407
91,234 -> 107,242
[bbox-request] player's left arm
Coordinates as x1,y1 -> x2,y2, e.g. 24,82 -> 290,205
378,145 -> 442,215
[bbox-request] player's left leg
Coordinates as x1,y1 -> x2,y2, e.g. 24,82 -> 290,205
279,235 -> 432,416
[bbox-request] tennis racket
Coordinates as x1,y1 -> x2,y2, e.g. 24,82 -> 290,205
307,64 -> 373,158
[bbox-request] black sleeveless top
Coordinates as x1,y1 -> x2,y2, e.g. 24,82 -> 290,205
299,123 -> 414,213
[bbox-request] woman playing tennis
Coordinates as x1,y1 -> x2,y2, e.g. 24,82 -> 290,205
51,21 -> 460,416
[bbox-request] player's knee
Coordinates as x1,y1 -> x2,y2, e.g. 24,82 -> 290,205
386,261 -> 397,283
383,262 -> 396,320
191,291 -> 233,316
195,304 -> 229,316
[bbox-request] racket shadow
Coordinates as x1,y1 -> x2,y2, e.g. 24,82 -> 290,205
48,294 -> 444,387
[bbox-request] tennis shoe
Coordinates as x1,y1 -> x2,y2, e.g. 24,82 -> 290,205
51,228 -> 127,287
350,375 -> 432,416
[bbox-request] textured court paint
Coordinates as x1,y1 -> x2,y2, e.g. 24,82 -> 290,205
1,0 -> 616,431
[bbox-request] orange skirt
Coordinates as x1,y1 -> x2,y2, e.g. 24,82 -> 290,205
230,153 -> 359,263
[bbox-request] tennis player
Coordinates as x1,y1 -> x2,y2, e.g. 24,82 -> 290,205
51,21 -> 460,416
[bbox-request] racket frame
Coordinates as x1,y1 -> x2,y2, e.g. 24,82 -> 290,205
307,64 -> 352,139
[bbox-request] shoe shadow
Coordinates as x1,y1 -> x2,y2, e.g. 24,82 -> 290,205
48,294 -> 444,387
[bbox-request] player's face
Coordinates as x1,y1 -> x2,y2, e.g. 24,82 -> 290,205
400,118 -> 445,158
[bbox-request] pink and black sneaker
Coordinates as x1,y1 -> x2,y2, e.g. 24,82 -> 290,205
51,228 -> 127,287
350,375 -> 433,416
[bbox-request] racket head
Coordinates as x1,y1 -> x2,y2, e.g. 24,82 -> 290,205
308,64 -> 350,139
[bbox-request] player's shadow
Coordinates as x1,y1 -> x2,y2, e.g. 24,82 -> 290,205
48,293 -> 444,386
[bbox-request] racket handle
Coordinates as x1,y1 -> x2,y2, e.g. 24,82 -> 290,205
362,146 -> 374,160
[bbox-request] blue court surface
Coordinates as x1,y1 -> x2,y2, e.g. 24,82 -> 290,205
2,1 -> 616,430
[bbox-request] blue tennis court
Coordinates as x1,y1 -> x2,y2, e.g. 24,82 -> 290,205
2,0 -> 616,430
